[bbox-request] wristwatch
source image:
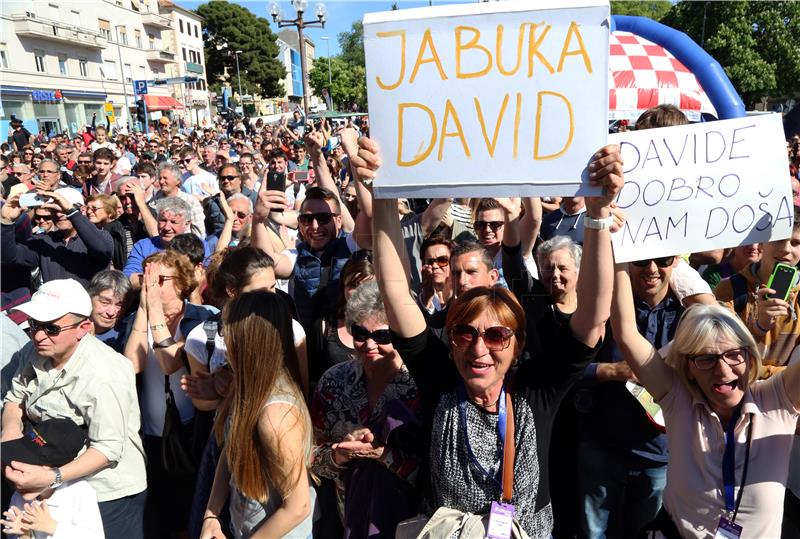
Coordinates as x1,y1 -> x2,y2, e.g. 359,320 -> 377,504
583,214 -> 614,230
50,467 -> 63,488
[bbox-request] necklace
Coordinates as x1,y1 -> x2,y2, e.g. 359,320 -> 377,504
469,394 -> 502,411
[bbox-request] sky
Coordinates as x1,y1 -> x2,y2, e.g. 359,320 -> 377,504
175,0 -> 475,56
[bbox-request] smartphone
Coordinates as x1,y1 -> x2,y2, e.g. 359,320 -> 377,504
766,262 -> 798,301
291,170 -> 312,184
266,171 -> 286,212
19,193 -> 50,208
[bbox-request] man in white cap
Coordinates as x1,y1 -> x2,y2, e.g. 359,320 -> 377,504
1,279 -> 147,538
0,188 -> 113,287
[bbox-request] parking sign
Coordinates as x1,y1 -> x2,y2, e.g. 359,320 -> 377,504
133,80 -> 148,95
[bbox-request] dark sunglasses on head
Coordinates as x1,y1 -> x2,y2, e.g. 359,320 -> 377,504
28,319 -> 83,336
351,324 -> 392,345
219,175 -> 239,182
298,212 -> 336,226
630,256 -> 676,268
451,325 -> 514,351
33,214 -> 53,222
423,255 -> 450,268
688,347 -> 748,371
350,249 -> 373,263
474,220 -> 504,231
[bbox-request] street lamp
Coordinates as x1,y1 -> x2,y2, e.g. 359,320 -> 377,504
321,36 -> 333,111
215,42 -> 244,110
271,0 -> 327,118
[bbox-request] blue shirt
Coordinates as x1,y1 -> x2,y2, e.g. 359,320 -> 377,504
122,236 -> 212,277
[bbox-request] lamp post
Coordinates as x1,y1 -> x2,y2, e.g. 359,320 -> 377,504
271,0 -> 327,118
234,49 -> 244,106
115,25 -> 132,131
320,35 -> 333,110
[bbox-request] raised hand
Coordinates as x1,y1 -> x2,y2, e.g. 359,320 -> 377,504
585,144 -> 624,216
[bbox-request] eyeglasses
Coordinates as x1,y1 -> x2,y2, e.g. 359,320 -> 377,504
219,175 -> 239,182
179,158 -> 194,164
86,205 -> 105,213
423,255 -> 450,268
33,214 -> 53,222
451,325 -> 514,351
38,169 -> 59,175
474,220 -> 504,231
233,211 -> 250,219
630,256 -> 676,268
351,324 -> 392,345
688,347 -> 748,371
298,212 -> 336,226
137,274 -> 177,286
28,319 -> 83,336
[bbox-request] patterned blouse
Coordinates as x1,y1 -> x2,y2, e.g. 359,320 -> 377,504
311,359 -> 420,519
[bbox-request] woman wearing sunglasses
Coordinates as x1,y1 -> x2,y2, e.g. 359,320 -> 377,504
611,266 -> 800,538
369,139 -> 622,537
311,280 -> 421,537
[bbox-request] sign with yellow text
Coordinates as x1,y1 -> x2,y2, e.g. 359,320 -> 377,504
364,0 -> 609,199
610,114 -> 792,263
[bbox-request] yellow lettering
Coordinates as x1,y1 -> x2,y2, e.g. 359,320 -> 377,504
534,91 -> 574,160
397,103 -> 437,167
513,92 -> 522,159
455,26 -> 492,79
437,100 -> 470,161
409,28 -> 448,84
527,23 -> 555,77
474,94 -> 510,158
496,23 -> 526,76
375,30 -> 407,90
557,21 -> 593,74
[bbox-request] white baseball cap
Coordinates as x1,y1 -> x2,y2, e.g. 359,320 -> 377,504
54,187 -> 85,208
12,279 -> 92,322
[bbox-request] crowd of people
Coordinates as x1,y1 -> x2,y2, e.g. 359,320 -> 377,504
0,104 -> 798,539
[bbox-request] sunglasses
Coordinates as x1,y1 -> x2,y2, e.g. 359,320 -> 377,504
351,324 -> 392,345
179,158 -> 194,164
219,175 -> 239,182
350,249 -> 373,263
298,212 -> 336,226
630,256 -> 676,268
688,347 -> 748,371
233,211 -> 250,219
451,325 -> 514,351
28,319 -> 83,336
33,214 -> 53,222
474,220 -> 504,231
423,255 -> 450,268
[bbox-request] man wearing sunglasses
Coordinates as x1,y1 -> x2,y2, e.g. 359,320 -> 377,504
177,147 -> 218,200
3,279 -> 147,538
204,163 -> 258,235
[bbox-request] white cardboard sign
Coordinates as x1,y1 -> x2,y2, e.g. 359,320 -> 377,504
610,113 -> 793,263
363,0 -> 609,199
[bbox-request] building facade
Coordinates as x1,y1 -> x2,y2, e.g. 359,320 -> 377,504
1,0 -> 181,136
275,30 -> 321,112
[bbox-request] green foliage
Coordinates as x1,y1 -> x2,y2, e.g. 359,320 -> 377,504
195,1 -> 286,98
662,1 -> 800,107
610,1 -> 671,21
309,56 -> 367,111
338,21 -> 365,67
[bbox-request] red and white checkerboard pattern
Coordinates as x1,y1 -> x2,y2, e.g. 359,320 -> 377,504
609,31 -> 717,121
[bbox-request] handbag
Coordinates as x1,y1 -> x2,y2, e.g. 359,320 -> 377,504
396,384 -> 528,539
161,373 -> 197,475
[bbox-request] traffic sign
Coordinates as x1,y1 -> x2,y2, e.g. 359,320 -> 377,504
133,80 -> 148,95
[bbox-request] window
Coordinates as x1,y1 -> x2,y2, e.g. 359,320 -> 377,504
179,19 -> 183,33
103,59 -> 117,80
194,25 -> 199,38
148,34 -> 155,49
34,50 -> 46,72
118,26 -> 127,45
124,63 -> 132,82
98,19 -> 111,41
70,10 -> 80,27
79,58 -> 88,77
182,47 -> 187,61
135,29 -> 142,48
0,50 -> 8,69
58,55 -> 68,75
138,65 -> 146,79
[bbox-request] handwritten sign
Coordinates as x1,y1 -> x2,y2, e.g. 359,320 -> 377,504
610,114 -> 792,263
364,0 -> 609,199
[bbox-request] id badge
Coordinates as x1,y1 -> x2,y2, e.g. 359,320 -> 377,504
714,517 -> 743,539
487,501 -> 515,539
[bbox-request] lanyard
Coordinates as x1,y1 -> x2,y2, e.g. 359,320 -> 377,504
457,383 -> 507,491
722,408 -> 754,522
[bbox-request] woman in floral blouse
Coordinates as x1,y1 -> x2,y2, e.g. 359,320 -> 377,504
311,281 -> 421,537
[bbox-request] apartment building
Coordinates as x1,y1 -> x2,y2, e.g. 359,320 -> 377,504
0,0 -> 181,135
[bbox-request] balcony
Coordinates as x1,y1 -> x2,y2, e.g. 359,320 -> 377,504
11,13 -> 107,49
141,12 -> 171,29
185,61 -> 203,74
146,49 -> 176,64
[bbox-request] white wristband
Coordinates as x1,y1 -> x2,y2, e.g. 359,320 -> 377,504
583,214 -> 614,230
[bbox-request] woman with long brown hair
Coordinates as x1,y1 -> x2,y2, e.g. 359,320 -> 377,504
200,292 -> 314,539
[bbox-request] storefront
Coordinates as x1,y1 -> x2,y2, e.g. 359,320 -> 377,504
0,85 -> 108,138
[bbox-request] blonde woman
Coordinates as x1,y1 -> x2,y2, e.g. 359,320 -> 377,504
201,291 -> 314,539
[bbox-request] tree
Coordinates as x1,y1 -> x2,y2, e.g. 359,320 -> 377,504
662,1 -> 800,108
196,1 -> 286,98
610,1 -> 671,21
309,56 -> 367,111
338,21 -> 365,67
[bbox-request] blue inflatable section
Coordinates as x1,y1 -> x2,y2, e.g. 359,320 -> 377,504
611,15 -> 745,120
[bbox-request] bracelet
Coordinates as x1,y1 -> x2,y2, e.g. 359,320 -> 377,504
203,515 -> 220,522
754,318 -> 773,334
153,337 -> 177,349
583,214 -> 614,230
132,327 -> 148,333
149,322 -> 167,331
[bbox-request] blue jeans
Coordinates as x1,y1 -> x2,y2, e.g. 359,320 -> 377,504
98,489 -> 146,539
578,443 -> 666,539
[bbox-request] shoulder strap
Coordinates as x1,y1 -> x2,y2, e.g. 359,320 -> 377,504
501,384 -> 515,503
731,273 -> 748,317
